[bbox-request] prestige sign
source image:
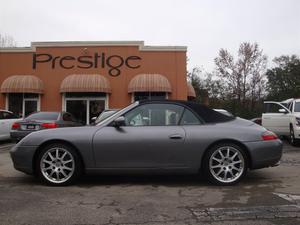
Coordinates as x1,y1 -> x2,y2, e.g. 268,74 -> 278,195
32,53 -> 142,77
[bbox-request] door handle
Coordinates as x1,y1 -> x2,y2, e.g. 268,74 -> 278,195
169,134 -> 183,139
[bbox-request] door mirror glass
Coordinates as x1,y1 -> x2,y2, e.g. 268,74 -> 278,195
113,116 -> 125,127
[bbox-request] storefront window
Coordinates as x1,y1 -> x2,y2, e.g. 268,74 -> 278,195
133,92 -> 166,101
8,93 -> 39,117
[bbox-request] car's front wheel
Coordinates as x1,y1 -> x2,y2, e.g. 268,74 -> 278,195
203,143 -> 248,185
36,144 -> 82,186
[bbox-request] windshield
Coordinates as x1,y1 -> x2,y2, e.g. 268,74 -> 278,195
26,112 -> 59,121
295,102 -> 300,112
95,110 -> 118,124
96,102 -> 139,126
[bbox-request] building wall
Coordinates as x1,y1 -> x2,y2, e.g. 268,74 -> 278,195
0,42 -> 187,111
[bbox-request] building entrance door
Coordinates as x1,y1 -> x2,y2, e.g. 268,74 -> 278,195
66,100 -> 87,125
65,98 -> 106,125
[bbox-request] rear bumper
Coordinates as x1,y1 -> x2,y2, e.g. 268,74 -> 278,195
244,139 -> 283,170
10,144 -> 37,174
10,130 -> 33,142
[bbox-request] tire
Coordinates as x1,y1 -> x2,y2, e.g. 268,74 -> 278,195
289,126 -> 298,146
36,143 -> 82,186
203,143 -> 248,185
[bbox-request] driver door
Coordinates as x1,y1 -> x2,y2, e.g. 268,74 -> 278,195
262,102 -> 290,135
92,103 -> 186,169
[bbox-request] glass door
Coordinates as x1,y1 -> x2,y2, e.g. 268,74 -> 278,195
64,94 -> 107,125
24,99 -> 38,117
66,100 -> 87,125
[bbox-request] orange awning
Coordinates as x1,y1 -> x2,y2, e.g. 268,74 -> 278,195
0,75 -> 44,94
187,83 -> 196,98
60,74 -> 111,93
128,74 -> 172,93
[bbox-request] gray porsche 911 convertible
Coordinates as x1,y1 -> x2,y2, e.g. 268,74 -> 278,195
10,100 -> 282,186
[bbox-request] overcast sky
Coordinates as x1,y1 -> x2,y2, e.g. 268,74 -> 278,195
1,0 -> 300,72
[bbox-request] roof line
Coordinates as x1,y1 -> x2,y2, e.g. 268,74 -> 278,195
0,41 -> 187,53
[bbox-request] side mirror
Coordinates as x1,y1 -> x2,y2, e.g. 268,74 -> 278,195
278,108 -> 287,113
113,116 -> 125,127
90,116 -> 97,124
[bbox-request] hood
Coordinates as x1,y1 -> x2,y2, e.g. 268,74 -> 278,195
18,126 -> 101,146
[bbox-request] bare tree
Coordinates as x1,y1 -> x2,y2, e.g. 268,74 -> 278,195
0,33 -> 17,47
214,42 -> 267,108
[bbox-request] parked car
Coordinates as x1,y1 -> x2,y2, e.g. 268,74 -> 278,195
262,98 -> 300,145
91,109 -> 119,125
10,111 -> 82,142
214,109 -> 234,117
10,100 -> 282,186
0,110 -> 22,141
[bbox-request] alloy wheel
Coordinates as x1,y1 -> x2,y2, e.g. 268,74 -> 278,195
209,146 -> 245,184
40,147 -> 75,184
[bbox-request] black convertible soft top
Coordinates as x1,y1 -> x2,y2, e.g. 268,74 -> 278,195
139,100 -> 234,123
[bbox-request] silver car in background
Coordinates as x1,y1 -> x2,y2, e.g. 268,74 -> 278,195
10,100 -> 282,186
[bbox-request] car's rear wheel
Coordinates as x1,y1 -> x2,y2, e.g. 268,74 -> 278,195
203,143 -> 248,185
36,144 -> 82,186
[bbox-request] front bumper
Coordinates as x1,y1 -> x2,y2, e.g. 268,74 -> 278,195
244,139 -> 283,170
10,144 -> 37,174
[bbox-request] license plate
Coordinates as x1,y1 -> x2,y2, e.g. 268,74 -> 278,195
25,124 -> 39,130
27,125 -> 36,130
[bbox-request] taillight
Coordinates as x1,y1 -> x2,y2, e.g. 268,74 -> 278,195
261,131 -> 278,141
41,123 -> 58,129
11,122 -> 20,130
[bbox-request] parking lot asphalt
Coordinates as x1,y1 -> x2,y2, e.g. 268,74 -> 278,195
0,140 -> 300,225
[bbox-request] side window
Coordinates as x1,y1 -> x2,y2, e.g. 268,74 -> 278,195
264,103 -> 286,113
180,109 -> 202,125
124,103 -> 184,126
0,112 -> 3,120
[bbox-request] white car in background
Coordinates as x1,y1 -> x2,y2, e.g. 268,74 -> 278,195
262,98 -> 300,145
0,110 -> 22,141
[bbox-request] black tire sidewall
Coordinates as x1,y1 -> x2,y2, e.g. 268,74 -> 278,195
36,143 -> 82,186
203,143 -> 248,186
